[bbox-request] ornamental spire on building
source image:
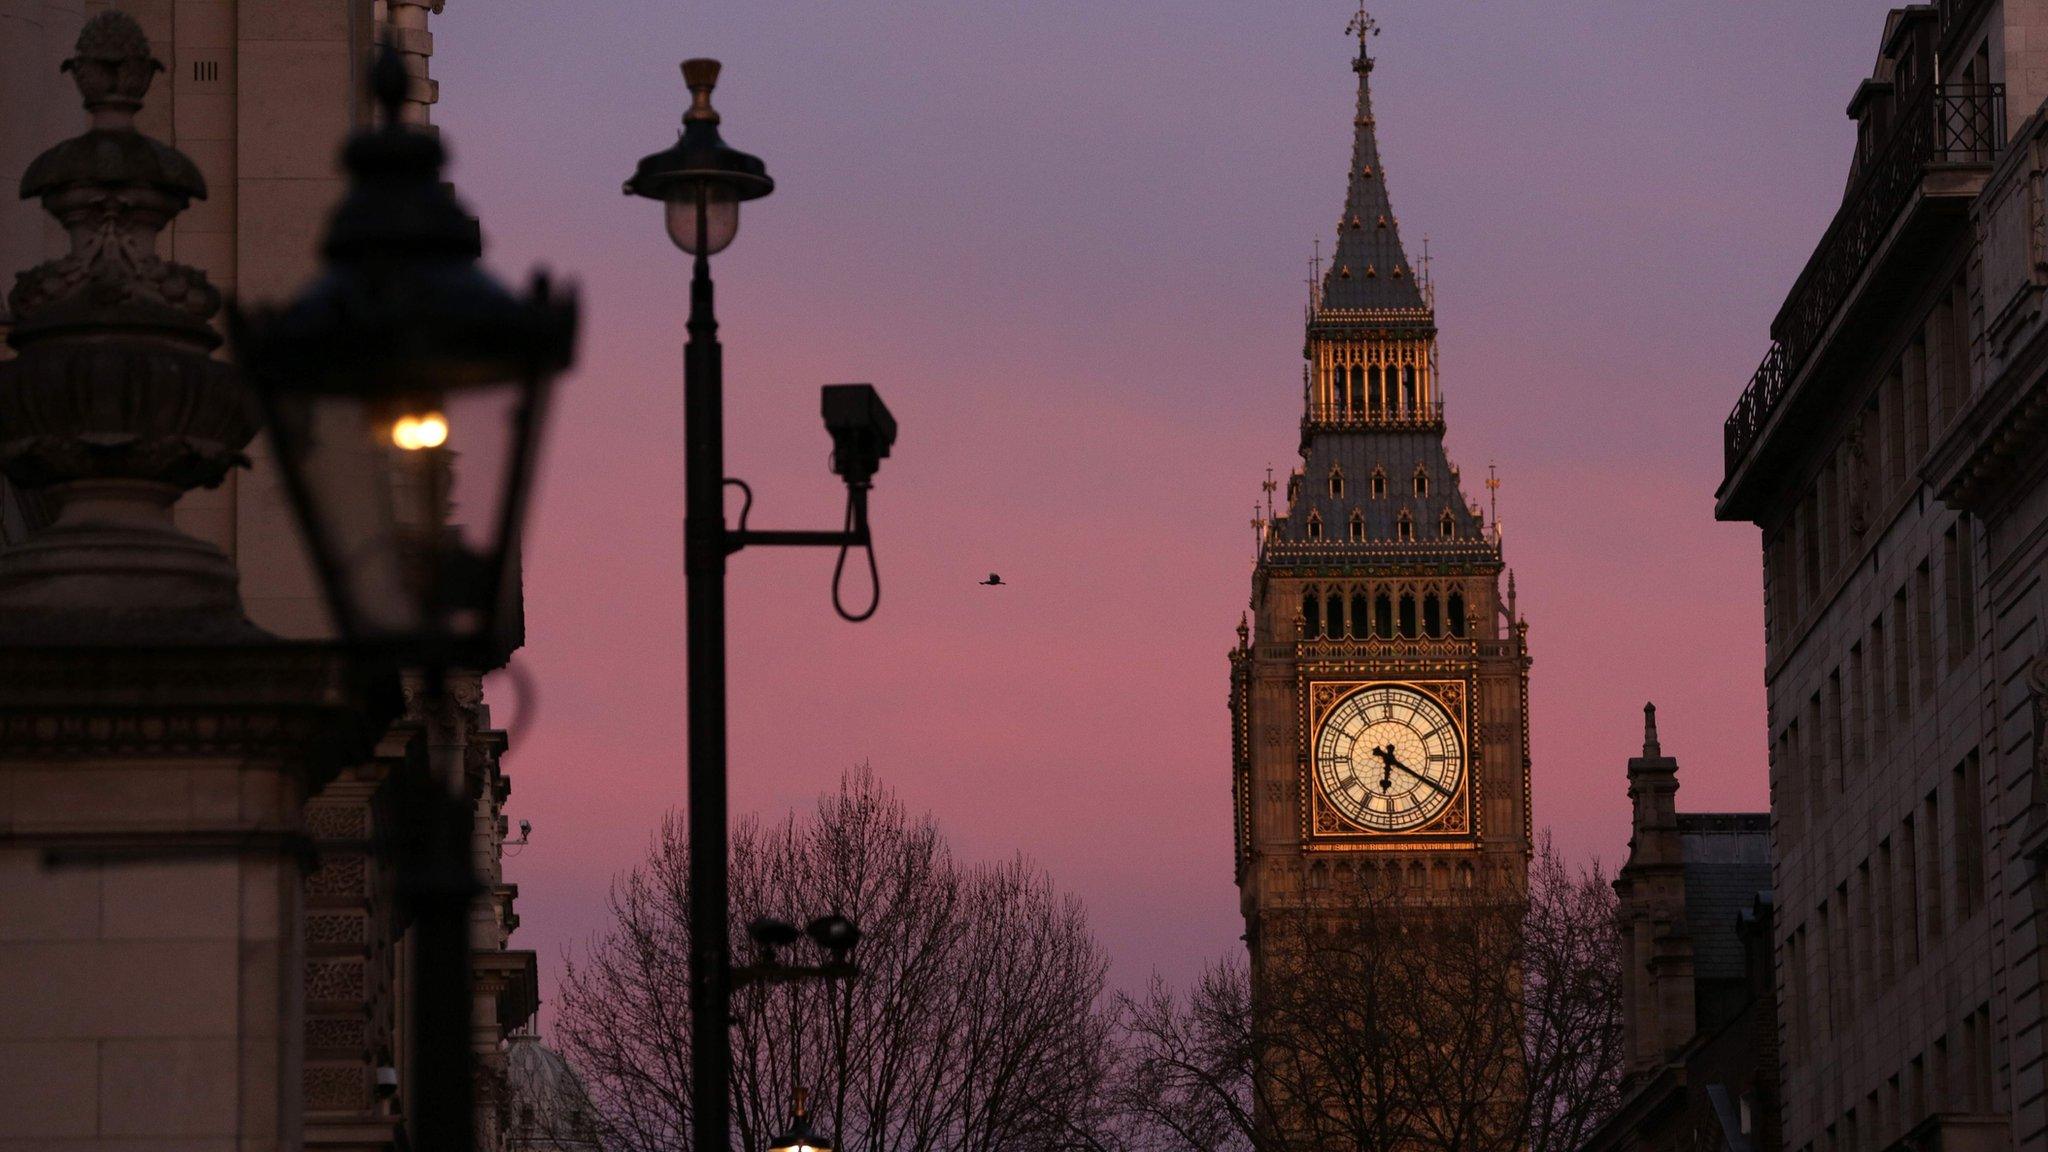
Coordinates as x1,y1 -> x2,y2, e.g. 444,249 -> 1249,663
1320,5 -> 1424,312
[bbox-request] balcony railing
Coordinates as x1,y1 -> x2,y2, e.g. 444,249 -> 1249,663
1723,81 -> 2004,476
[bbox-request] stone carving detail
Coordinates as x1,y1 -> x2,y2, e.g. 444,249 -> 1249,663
304,1065 -> 367,1111
306,856 -> 367,898
2,11 -> 247,492
305,1015 -> 367,1052
306,958 -> 366,1003
305,912 -> 367,946
306,804 -> 368,841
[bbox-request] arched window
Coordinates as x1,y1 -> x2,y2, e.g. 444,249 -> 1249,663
1302,591 -> 1320,638
1440,510 -> 1456,538
1307,512 -> 1322,539
1397,511 -> 1414,541
1329,468 -> 1344,499
1398,592 -> 1417,638
1448,591 -> 1467,637
1413,466 -> 1429,497
1423,592 -> 1442,638
1370,467 -> 1387,499
1367,365 -> 1384,416
1350,364 -> 1366,415
1325,593 -> 1344,639
1348,511 -> 1364,542
1350,591 -> 1369,638
1402,365 -> 1417,412
1374,591 -> 1393,638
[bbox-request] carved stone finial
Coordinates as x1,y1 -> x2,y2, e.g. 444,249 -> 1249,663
1237,612 -> 1251,650
62,11 -> 164,128
0,11 -> 254,630
1643,702 -> 1660,757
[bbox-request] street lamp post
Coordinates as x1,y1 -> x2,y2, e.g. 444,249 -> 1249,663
232,47 -> 576,1151
625,59 -> 894,1152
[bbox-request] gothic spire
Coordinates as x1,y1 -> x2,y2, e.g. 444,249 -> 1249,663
1319,9 -> 1425,312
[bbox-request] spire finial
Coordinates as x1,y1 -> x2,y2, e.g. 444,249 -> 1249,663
1643,702 -> 1661,757
1346,3 -> 1379,69
1485,462 -> 1502,541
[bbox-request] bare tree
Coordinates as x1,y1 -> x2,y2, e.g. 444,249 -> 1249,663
554,765 -> 1119,1152
1116,835 -> 1621,1152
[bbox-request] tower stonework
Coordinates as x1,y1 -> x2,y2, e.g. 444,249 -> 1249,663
1229,19 -> 1532,960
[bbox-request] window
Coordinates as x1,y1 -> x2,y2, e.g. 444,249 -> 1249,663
1423,593 -> 1442,638
1877,837 -> 1895,987
1398,593 -> 1417,638
1955,751 -> 1984,917
1397,511 -> 1414,541
1413,467 -> 1429,497
1448,591 -> 1466,637
1329,469 -> 1344,498
1370,468 -> 1387,498
1891,589 -> 1911,717
1307,512 -> 1322,540
1368,365 -> 1384,415
1914,560 -> 1934,699
1848,642 -> 1868,776
1302,592 -> 1320,638
1349,365 -> 1366,415
1945,516 -> 1977,666
1439,511 -> 1455,538
1374,592 -> 1393,638
1900,813 -> 1921,967
1906,336 -> 1930,466
1350,591 -> 1368,639
1348,511 -> 1364,542
1326,593 -> 1345,639
1923,790 -> 1944,942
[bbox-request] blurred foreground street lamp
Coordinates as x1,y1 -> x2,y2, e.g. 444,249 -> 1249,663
231,47 -> 577,1151
625,59 -> 893,1152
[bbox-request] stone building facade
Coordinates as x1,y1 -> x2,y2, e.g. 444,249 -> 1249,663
1579,706 -> 1777,1152
0,2 -> 537,1148
1716,4 -> 2048,1152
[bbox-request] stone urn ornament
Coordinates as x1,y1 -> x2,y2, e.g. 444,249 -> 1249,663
0,10 -> 258,634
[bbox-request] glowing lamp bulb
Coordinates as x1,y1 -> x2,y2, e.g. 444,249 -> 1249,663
391,412 -> 449,451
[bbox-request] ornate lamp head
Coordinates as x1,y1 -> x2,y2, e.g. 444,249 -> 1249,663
231,46 -> 577,670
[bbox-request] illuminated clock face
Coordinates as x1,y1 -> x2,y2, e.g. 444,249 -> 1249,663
1314,685 -> 1464,833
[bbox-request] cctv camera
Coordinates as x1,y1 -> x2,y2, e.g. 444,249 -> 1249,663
821,384 -> 895,486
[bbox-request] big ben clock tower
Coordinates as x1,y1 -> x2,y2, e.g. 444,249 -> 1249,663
1229,15 -> 1531,945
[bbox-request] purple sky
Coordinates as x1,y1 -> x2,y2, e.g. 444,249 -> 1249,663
433,2 -> 1898,999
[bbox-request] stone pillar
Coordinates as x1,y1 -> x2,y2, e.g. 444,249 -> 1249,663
377,0 -> 443,128
0,14 -> 394,1150
1615,702 -> 1693,1076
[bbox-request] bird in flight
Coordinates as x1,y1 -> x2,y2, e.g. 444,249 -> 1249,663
980,573 -> 1005,586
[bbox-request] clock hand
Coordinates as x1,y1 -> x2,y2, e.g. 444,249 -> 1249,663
1388,756 -> 1453,798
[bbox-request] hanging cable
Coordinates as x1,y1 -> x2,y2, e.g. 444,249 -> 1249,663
724,477 -> 754,534
832,488 -> 879,623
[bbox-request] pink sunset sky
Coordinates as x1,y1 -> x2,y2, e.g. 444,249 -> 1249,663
431,2 -> 1896,999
